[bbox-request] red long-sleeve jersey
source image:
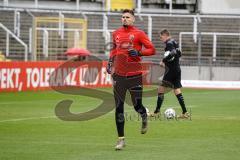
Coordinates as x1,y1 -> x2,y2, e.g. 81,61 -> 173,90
109,26 -> 155,76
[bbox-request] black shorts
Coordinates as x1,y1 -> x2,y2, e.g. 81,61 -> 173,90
161,70 -> 182,89
112,74 -> 143,106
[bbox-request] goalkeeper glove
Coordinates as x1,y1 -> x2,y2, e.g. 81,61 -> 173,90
163,50 -> 175,62
128,49 -> 141,57
106,58 -> 113,74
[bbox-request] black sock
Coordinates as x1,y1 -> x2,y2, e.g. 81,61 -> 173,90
176,93 -> 187,114
115,101 -> 125,137
155,93 -> 164,113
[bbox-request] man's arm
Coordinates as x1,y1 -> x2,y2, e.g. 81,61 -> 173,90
109,32 -> 117,59
107,33 -> 116,74
166,40 -> 181,58
139,31 -> 156,56
162,40 -> 181,62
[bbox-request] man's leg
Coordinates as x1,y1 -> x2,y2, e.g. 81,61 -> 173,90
114,95 -> 125,137
153,70 -> 173,115
114,98 -> 126,150
174,88 -> 188,117
113,75 -> 127,150
154,86 -> 165,114
128,75 -> 148,134
173,70 -> 189,118
129,84 -> 148,134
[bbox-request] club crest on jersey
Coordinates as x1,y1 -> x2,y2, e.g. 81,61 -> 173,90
129,34 -> 134,41
115,36 -> 120,43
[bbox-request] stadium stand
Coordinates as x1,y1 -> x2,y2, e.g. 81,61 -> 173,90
141,0 -> 197,13
0,0 -> 239,67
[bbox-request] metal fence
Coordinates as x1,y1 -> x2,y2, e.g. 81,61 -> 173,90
0,8 -> 240,67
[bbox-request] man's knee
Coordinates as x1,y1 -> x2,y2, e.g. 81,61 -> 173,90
174,88 -> 181,95
158,86 -> 165,93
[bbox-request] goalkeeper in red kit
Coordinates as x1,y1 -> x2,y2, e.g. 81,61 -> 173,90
106,9 -> 156,150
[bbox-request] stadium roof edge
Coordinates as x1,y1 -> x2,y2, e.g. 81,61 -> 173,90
1,6 -> 240,19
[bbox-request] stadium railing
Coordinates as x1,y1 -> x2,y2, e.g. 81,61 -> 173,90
0,23 -> 28,61
0,7 -> 239,67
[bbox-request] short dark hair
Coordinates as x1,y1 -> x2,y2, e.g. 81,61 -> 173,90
122,9 -> 134,16
160,29 -> 170,36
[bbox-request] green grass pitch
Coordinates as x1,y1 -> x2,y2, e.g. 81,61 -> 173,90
0,88 -> 240,160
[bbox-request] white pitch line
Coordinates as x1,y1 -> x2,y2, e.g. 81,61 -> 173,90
161,105 -> 197,109
0,105 -> 197,123
0,116 -> 57,123
0,100 -> 58,105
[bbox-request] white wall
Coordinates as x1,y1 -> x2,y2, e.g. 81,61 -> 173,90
200,0 -> 240,14
182,66 -> 240,81
151,65 -> 240,82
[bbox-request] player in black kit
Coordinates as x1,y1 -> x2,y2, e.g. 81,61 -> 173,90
152,29 -> 189,118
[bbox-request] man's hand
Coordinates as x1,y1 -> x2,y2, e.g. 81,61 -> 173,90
160,61 -> 165,67
106,58 -> 113,74
128,49 -> 141,57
